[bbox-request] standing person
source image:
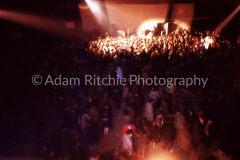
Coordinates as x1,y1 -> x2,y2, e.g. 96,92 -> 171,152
136,115 -> 148,135
116,66 -> 123,79
134,91 -> 145,117
125,104 -> 135,124
111,84 -> 122,110
103,79 -> 109,101
161,117 -> 176,152
157,85 -> 165,106
84,118 -> 94,151
121,121 -> 137,139
123,83 -> 130,99
87,96 -> 99,111
161,98 -> 169,117
96,80 -> 103,100
156,112 -> 164,138
148,119 -> 160,149
141,71 -> 148,92
149,87 -> 159,104
173,109 -> 185,141
70,99 -> 81,122
134,131 -> 149,159
192,116 -> 205,151
184,107 -> 195,132
123,130 -> 134,157
203,119 -> 215,149
100,103 -> 112,135
165,80 -> 176,101
88,104 -> 99,147
144,98 -> 154,125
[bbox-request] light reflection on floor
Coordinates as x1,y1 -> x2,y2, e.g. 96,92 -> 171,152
147,150 -> 179,160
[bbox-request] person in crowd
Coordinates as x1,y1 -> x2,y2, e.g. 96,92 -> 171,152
68,99 -> 81,124
172,94 -> 181,113
111,84 -> 122,110
149,86 -> 159,104
192,116 -> 205,151
136,115 -> 148,134
134,131 -> 149,159
148,119 -> 160,149
173,109 -> 185,140
125,104 -> 135,124
123,83 -> 130,99
203,118 -> 217,149
100,103 -> 113,135
121,121 -> 137,139
134,91 -> 145,117
165,79 -> 176,100
84,118 -> 94,151
63,85 -> 71,104
165,112 -> 176,124
156,112 -> 164,136
89,104 -> 99,147
89,104 -> 99,127
87,95 -> 99,111
141,70 -> 148,92
161,98 -> 169,117
161,117 -> 176,152
157,85 -> 165,106
103,79 -> 110,101
122,107 -> 131,125
144,98 -> 154,125
96,80 -> 104,100
122,130 -> 134,157
184,107 -> 195,132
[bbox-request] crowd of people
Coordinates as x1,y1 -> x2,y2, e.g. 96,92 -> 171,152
2,26 -> 240,160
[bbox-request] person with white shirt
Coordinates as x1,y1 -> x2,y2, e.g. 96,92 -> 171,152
123,130 -> 133,156
173,110 -> 185,130
144,98 -> 154,123
165,81 -> 176,100
149,87 -> 159,104
173,110 -> 185,141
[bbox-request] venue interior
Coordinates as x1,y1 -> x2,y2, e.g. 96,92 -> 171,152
1,0 -> 240,160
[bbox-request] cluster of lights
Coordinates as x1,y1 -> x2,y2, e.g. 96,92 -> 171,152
203,36 -> 213,49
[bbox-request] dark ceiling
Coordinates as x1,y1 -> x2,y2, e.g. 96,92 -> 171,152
0,0 -> 238,12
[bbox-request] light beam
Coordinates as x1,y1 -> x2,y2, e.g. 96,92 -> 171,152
213,5 -> 240,36
0,9 -> 73,37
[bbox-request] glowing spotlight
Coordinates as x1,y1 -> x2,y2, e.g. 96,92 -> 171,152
85,0 -> 100,13
214,5 -> 240,36
79,0 -> 108,28
139,19 -> 165,31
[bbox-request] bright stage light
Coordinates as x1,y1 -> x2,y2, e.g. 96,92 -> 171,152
85,0 -> 100,13
138,19 -> 165,31
79,0 -> 107,28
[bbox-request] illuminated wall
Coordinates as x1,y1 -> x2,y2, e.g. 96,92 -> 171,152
80,0 -> 194,33
79,1 -> 110,32
171,3 -> 194,29
105,3 -> 169,31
